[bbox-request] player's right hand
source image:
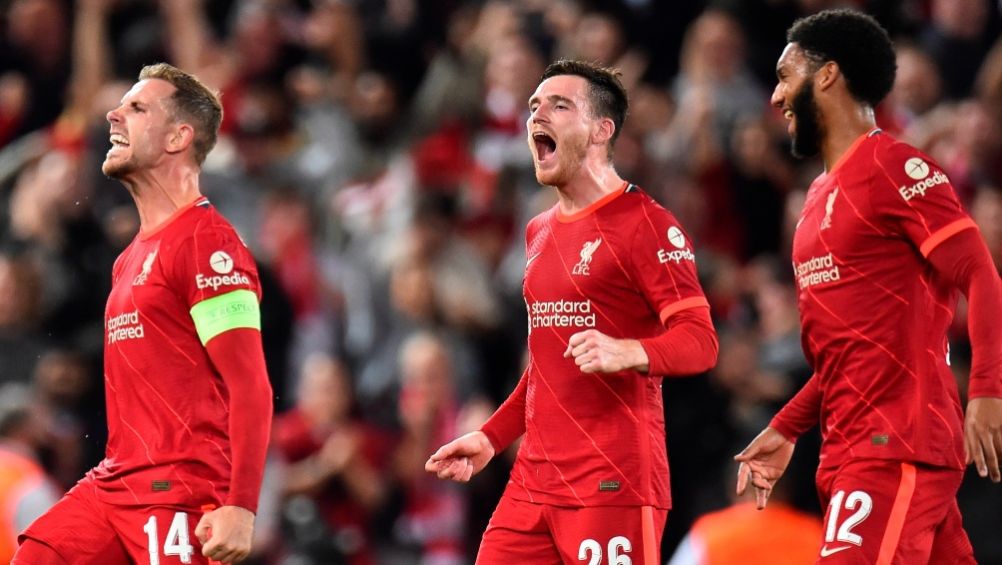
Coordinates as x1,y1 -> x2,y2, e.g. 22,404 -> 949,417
734,426 -> 795,510
195,505 -> 255,563
425,431 -> 496,482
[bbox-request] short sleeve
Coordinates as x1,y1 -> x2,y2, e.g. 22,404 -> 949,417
870,141 -> 977,257
629,198 -> 709,324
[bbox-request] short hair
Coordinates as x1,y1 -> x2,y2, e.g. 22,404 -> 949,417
787,9 -> 896,107
541,60 -> 629,152
138,63 -> 223,165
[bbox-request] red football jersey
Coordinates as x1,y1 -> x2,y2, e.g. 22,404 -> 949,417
790,129 -> 975,471
496,183 -> 709,509
90,197 -> 262,505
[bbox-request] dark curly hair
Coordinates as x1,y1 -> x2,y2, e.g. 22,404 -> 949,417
787,9 -> 896,107
541,60 -> 629,151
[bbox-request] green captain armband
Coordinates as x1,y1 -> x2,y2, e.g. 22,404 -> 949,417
189,289 -> 261,345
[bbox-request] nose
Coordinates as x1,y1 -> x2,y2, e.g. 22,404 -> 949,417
106,107 -> 121,124
530,106 -> 548,125
770,83 -> 784,110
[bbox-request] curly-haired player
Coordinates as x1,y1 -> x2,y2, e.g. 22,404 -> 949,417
736,10 -> 1002,564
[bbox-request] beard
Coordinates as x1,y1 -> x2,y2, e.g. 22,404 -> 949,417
534,134 -> 588,187
790,81 -> 824,159
102,153 -> 136,179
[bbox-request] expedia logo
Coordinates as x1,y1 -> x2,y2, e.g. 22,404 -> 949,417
899,169 -> 948,201
658,249 -> 695,264
196,272 -> 250,291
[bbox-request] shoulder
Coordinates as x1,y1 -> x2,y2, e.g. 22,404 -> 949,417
867,134 -> 941,180
167,205 -> 246,254
865,134 -> 951,200
526,205 -> 557,238
617,187 -> 685,233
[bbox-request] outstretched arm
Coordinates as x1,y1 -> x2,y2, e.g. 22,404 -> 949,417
927,227 -> 1002,482
733,373 -> 821,509
425,366 -> 529,482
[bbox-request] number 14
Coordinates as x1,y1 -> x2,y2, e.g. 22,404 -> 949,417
143,512 -> 194,564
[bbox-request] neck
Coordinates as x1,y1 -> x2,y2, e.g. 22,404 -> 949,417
820,101 -> 876,173
120,164 -> 202,234
554,158 -> 625,215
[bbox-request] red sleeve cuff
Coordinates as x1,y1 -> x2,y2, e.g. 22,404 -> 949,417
768,417 -> 801,443
920,218 -> 977,257
968,378 -> 1002,400
658,296 -> 710,325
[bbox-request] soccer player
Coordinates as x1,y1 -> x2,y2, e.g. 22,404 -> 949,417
424,60 -> 719,564
13,64 -> 273,564
734,9 -> 1002,564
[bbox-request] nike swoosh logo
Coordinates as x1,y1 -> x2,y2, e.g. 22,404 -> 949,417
526,253 -> 541,268
820,545 -> 852,557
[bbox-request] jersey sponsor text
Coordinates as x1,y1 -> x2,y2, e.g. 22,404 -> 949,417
528,299 -> 597,330
795,252 -> 841,289
899,170 -> 948,201
195,271 -> 251,291
658,248 -> 695,264
107,310 -> 145,343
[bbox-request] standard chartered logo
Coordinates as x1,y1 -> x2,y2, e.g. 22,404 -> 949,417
527,299 -> 597,331
107,310 -> 145,343
196,272 -> 250,291
794,253 -> 841,289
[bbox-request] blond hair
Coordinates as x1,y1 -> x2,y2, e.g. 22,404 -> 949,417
138,63 -> 223,165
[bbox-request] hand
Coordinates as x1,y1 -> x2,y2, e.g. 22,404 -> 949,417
564,330 -> 648,373
195,505 -> 255,563
425,431 -> 495,482
964,397 -> 1002,483
734,427 -> 795,509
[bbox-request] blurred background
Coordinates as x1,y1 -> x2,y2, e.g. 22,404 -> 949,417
1,0 -> 1001,563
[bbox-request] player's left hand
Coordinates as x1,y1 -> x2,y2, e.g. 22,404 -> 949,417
964,397 -> 1002,483
195,505 -> 255,563
564,329 -> 648,373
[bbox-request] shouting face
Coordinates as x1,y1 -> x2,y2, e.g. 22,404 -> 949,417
526,74 -> 597,187
102,79 -> 178,179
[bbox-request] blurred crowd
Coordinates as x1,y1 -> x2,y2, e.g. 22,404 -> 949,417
1,0 -> 1002,563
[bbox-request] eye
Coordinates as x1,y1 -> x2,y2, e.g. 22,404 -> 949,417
555,103 -> 568,110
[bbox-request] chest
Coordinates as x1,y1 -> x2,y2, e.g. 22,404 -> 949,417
793,176 -> 878,264
107,240 -> 175,318
524,220 -> 637,300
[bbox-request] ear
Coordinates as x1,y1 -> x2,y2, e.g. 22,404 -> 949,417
591,116 -> 616,148
165,123 -> 195,156
815,61 -> 840,93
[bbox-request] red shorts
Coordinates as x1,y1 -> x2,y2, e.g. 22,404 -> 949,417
476,493 -> 667,565
17,477 -> 220,564
814,459 -> 974,564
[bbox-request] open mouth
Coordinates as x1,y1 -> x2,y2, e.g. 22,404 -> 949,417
109,133 -> 130,148
532,131 -> 557,162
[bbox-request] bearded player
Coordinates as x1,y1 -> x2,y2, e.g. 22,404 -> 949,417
13,64 -> 273,564
425,60 -> 719,564
734,10 -> 1002,564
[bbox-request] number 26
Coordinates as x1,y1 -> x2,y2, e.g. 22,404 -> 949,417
579,536 -> 632,565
